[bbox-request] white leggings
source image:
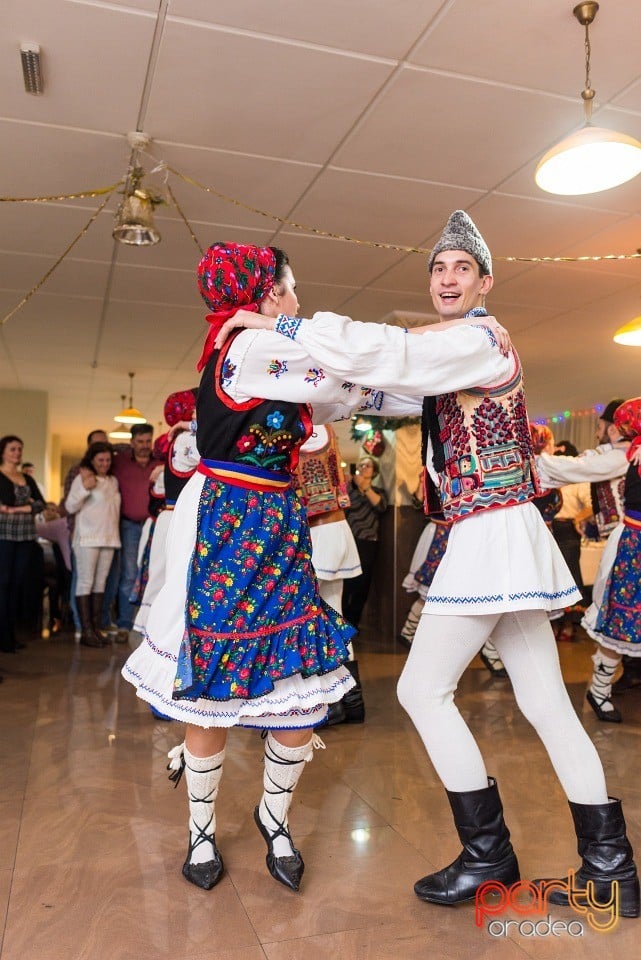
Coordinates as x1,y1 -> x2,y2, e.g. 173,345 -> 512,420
397,609 -> 607,804
74,546 -> 115,596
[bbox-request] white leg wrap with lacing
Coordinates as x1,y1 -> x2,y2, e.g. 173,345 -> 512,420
184,745 -> 225,866
258,733 -> 314,858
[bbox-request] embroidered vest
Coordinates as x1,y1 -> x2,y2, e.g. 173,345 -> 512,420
196,334 -> 312,475
295,424 -> 351,517
423,345 -> 540,523
590,476 -> 625,537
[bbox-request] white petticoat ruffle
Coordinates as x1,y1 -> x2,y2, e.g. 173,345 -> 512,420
121,472 -> 354,729
423,502 -> 581,616
309,519 -> 361,581
132,508 -> 173,637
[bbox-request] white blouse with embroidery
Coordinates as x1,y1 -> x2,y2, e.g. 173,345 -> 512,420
220,311 -> 578,616
220,315 -> 512,424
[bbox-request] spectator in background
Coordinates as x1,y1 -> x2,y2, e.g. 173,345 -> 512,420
342,455 -> 387,631
0,435 -> 45,653
36,501 -> 72,635
21,462 -> 38,483
65,442 -> 121,647
60,429 -> 109,639
111,423 -> 159,639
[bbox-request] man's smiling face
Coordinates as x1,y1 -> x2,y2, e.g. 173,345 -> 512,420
429,249 -> 493,320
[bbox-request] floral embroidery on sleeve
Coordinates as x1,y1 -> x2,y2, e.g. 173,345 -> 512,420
304,368 -> 326,388
221,358 -> 237,387
359,387 -> 384,411
267,359 -> 288,379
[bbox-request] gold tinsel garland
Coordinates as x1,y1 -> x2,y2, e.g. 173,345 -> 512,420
2,166 -> 641,328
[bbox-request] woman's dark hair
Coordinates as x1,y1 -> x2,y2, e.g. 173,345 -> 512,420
555,440 -> 579,457
269,247 -> 290,286
0,435 -> 23,461
80,441 -> 113,474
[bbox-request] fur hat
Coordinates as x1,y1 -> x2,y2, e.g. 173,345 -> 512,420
428,210 -> 492,276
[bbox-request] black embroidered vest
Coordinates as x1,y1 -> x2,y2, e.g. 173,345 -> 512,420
196,334 -> 312,475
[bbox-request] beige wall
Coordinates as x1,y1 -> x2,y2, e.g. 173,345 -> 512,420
0,388 -> 50,496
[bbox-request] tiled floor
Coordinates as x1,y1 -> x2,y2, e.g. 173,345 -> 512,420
1,627 -> 640,959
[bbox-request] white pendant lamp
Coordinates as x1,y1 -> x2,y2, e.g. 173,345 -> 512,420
535,3 -> 641,196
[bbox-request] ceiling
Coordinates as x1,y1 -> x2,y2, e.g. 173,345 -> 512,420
2,0 -> 641,456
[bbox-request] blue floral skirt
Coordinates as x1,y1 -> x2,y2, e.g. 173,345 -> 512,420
595,511 -> 641,648
122,468 -> 356,728
172,468 -> 354,701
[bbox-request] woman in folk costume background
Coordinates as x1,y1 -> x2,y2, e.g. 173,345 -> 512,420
130,387 -> 200,644
212,212 -> 639,917
582,397 -> 641,724
295,423 -> 364,725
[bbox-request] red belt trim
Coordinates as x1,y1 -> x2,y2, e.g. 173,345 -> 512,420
197,461 -> 291,492
624,512 -> 641,531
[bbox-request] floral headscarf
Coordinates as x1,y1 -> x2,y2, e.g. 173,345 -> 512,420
164,388 -> 198,427
614,397 -> 641,467
196,242 -> 276,371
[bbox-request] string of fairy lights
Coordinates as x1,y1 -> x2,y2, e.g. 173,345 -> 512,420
532,405 -> 604,426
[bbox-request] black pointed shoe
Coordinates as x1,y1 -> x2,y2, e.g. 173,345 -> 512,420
253,806 -> 304,892
182,833 -> 224,890
586,689 -> 622,723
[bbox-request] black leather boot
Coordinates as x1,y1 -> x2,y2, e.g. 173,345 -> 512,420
542,798 -> 640,918
342,660 -> 365,723
414,778 -> 520,905
77,595 -> 102,647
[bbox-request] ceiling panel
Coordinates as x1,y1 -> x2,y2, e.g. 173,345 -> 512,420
292,168 -> 485,249
410,0 -> 641,99
170,0 -> 444,59
332,66 -> 584,189
1,0 -> 157,132
144,20 -> 394,161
